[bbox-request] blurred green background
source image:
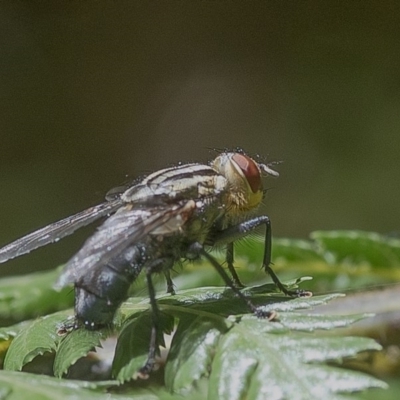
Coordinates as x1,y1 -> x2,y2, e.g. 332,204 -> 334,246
1,1 -> 400,276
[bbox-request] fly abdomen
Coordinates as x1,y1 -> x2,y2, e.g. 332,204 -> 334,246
74,244 -> 146,329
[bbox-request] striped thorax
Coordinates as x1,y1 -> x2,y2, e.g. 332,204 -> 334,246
122,163 -> 227,204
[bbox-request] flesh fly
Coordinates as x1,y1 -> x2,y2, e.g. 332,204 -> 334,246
0,151 -> 310,374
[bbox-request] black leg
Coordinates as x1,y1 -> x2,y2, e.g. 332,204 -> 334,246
139,268 -> 160,376
164,269 -> 176,295
226,242 -> 245,288
212,216 -> 311,297
191,242 -> 275,319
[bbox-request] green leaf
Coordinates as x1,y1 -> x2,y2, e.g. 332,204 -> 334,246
54,328 -> 106,378
0,282 -> 388,397
0,370 -> 134,400
311,230 -> 400,267
3,312 -> 71,371
233,236 -> 324,264
156,288 -> 340,318
165,317 -> 229,393
273,238 -> 325,263
0,320 -> 32,341
112,311 -> 174,382
121,287 -> 385,396
0,369 -> 204,400
273,312 -> 371,331
208,320 -> 386,400
0,321 -> 33,359
0,268 -> 73,322
0,233 -> 392,399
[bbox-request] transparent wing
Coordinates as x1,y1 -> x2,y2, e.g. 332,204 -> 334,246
55,200 -> 196,288
0,199 -> 123,263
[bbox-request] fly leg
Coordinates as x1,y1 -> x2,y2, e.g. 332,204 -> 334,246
190,242 -> 275,319
226,242 -> 245,288
164,270 -> 176,295
139,267 -> 160,376
139,257 -> 174,376
212,216 -> 311,297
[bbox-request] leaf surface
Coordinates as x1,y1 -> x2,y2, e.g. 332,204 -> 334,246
208,320 -> 386,400
4,312 -> 70,371
54,328 -> 105,378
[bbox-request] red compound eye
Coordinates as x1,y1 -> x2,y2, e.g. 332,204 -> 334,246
232,153 -> 262,193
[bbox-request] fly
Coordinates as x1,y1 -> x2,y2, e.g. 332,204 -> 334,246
0,150 -> 311,375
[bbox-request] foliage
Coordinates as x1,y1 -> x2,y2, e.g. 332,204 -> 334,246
0,230 -> 398,399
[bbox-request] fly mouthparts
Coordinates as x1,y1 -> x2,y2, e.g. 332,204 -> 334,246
259,163 -> 279,177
